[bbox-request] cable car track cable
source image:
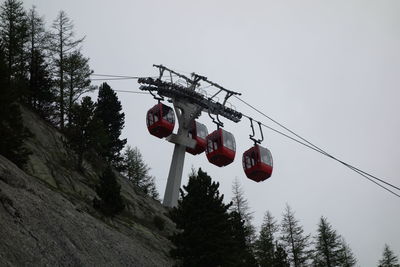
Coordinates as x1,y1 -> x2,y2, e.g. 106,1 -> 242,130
91,74 -> 143,79
92,87 -> 151,95
91,78 -> 140,81
240,114 -> 400,198
237,99 -> 400,197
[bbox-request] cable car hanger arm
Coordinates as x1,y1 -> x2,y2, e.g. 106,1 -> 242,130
153,64 -> 199,88
248,117 -> 264,144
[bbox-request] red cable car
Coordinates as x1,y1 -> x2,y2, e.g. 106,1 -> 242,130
186,121 -> 208,155
205,128 -> 236,167
242,144 -> 273,182
146,103 -> 175,138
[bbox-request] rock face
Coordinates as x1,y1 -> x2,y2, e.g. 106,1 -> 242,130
0,107 -> 175,266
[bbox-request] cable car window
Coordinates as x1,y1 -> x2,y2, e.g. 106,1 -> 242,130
213,140 -> 218,151
260,146 -> 273,166
147,113 -> 154,126
164,110 -> 175,123
246,156 -> 252,169
160,105 -> 174,123
222,130 -> 236,151
208,139 -> 214,152
251,151 -> 258,164
197,123 -> 208,139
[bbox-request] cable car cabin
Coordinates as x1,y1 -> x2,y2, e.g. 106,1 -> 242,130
186,121 -> 208,155
146,103 -> 175,138
242,144 -> 273,182
205,128 -> 236,167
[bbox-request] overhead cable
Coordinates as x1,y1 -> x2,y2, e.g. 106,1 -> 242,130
238,99 -> 400,198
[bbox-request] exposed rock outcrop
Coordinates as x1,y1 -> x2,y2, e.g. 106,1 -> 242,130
0,107 -> 175,266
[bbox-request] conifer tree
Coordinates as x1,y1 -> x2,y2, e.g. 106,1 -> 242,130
0,46 -> 31,167
229,211 -> 258,267
122,145 -> 159,200
93,166 -> 125,217
313,216 -> 342,267
230,178 -> 256,246
273,242 -> 290,267
27,48 -> 54,118
26,6 -> 54,118
64,50 -> 94,125
49,10 -> 84,128
280,204 -> 311,267
255,211 -> 278,266
338,238 -> 357,267
95,82 -> 127,168
169,168 -> 241,267
0,0 -> 28,85
66,96 -> 106,169
378,244 -> 400,267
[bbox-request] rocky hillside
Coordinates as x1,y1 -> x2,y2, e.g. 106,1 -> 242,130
0,107 -> 175,266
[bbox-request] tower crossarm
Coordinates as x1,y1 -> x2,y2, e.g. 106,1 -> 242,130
138,77 -> 242,123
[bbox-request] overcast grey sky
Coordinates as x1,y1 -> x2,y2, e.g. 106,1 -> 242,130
22,0 -> 400,265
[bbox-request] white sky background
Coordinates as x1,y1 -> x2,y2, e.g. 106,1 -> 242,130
22,0 -> 400,266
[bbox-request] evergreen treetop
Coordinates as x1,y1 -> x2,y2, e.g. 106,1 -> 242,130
122,145 -> 159,200
64,50 -> 94,125
49,10 -> 84,128
230,177 -> 256,245
378,244 -> 400,267
255,211 -> 279,267
338,238 -> 357,267
95,82 -> 127,169
0,0 -> 28,84
313,216 -> 342,267
26,7 -> 54,119
66,96 -> 107,169
169,168 -> 244,267
280,204 -> 311,267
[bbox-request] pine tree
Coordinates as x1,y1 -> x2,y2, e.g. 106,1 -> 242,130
229,211 -> 258,267
0,46 -> 31,167
230,178 -> 256,245
255,211 -> 278,266
0,0 -> 28,85
280,204 -> 311,267
26,6 -> 54,119
378,244 -> 400,267
273,242 -> 290,267
313,216 -> 342,267
338,238 -> 357,267
169,168 -> 241,267
49,10 -> 84,128
64,50 -> 94,125
93,166 -> 125,217
27,48 -> 54,119
122,145 -> 159,200
66,96 -> 106,169
95,82 -> 127,168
